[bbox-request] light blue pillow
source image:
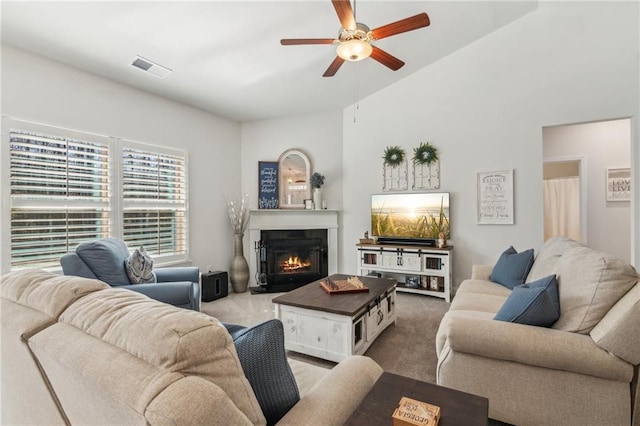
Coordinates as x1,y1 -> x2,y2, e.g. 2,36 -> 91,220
494,275 -> 560,327
491,246 -> 535,289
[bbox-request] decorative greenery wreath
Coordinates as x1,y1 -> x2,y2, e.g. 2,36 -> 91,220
412,142 -> 439,166
382,145 -> 406,167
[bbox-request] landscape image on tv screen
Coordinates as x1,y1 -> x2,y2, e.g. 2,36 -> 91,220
371,193 -> 450,240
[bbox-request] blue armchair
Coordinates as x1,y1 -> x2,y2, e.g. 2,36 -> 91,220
60,238 -> 200,311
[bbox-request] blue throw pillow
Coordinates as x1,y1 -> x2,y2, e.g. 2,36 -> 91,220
494,275 -> 560,327
491,246 -> 535,289
232,319 -> 299,425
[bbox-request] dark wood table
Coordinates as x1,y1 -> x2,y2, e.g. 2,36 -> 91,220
272,274 -> 396,316
345,372 -> 489,426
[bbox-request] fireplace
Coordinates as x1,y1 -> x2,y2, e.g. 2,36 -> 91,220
248,209 -> 338,293
255,229 -> 328,292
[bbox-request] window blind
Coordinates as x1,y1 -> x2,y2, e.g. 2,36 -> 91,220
122,147 -> 186,257
9,129 -> 110,269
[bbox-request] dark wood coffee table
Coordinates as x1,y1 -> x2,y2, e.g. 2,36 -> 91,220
272,274 -> 396,362
345,372 -> 488,426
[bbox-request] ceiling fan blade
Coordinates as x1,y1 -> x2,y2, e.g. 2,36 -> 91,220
323,56 -> 346,77
281,38 -> 336,45
331,0 -> 356,31
370,13 -> 430,40
370,46 -> 405,71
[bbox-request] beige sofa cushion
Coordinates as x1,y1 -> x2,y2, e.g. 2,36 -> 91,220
552,246 -> 638,334
0,270 -> 110,425
526,236 -> 582,283
590,283 -> 640,364
59,288 -> 265,425
1,269 -> 108,317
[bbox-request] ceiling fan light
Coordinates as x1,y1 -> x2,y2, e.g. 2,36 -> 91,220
336,40 -> 372,62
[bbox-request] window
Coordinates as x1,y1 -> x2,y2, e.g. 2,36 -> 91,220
1,118 -> 189,272
122,145 -> 187,259
7,126 -> 110,269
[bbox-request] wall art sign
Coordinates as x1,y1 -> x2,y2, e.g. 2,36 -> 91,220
477,169 -> 514,225
258,161 -> 279,209
606,167 -> 630,202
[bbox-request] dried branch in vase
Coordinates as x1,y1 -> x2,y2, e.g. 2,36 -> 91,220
225,193 -> 251,234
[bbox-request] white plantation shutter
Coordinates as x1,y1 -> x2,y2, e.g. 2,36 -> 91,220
122,146 -> 187,258
2,119 -> 190,273
9,127 -> 110,269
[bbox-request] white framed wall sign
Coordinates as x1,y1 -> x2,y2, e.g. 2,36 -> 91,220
606,167 -> 630,201
477,169 -> 514,224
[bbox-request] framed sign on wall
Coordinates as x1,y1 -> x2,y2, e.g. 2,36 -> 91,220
606,167 -> 630,202
477,169 -> 514,225
258,161 -> 279,209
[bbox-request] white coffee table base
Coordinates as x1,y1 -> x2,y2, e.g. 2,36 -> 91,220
275,290 -> 396,363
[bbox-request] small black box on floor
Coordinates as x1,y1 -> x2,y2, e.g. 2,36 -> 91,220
201,271 -> 228,302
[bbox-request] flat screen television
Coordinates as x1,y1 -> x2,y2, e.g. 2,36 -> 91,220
371,192 -> 450,245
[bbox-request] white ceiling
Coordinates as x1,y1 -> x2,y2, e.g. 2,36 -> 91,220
1,1 -> 538,122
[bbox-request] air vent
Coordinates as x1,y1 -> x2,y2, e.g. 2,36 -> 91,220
131,56 -> 172,79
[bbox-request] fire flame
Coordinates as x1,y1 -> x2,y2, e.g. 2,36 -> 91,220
280,256 -> 311,272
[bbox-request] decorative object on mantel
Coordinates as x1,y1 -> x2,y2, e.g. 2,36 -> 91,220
310,172 -> 325,210
382,146 -> 408,191
258,161 -> 279,209
225,193 -> 251,292
412,142 -> 440,190
278,149 -> 311,209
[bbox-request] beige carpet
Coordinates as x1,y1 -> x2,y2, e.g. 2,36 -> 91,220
200,289 -> 449,383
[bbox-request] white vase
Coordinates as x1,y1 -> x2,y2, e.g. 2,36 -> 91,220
313,188 -> 322,210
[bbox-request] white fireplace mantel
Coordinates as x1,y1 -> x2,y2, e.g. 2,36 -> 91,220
248,209 -> 338,287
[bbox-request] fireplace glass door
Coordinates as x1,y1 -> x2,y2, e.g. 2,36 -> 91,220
259,229 -> 328,292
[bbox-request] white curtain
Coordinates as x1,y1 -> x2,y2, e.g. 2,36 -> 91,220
544,177 -> 581,241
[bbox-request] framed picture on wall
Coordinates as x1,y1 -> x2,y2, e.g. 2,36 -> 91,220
606,168 -> 630,202
258,161 -> 279,209
477,169 -> 514,225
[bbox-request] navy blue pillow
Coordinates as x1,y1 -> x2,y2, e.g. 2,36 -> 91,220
232,319 -> 299,426
494,275 -> 560,327
490,246 -> 535,289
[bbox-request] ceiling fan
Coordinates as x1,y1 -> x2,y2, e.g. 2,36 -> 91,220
280,0 -> 430,77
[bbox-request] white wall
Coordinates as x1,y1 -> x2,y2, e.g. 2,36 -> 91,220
543,119 -> 631,262
341,1 -> 639,289
240,111 -> 343,211
0,45 -> 242,274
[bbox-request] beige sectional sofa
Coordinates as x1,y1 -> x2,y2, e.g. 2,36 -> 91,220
1,269 -> 383,425
436,237 -> 640,426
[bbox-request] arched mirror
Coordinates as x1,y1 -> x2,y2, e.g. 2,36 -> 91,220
278,149 -> 311,209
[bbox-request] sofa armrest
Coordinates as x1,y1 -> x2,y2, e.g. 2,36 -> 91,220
439,313 -> 633,382
471,264 -> 493,280
155,266 -> 199,283
277,356 -> 382,426
125,281 -> 200,311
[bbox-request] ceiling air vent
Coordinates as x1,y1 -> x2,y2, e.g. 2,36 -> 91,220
131,56 -> 172,79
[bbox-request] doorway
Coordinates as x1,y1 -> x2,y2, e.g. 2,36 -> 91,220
542,118 -> 631,263
543,158 -> 584,243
